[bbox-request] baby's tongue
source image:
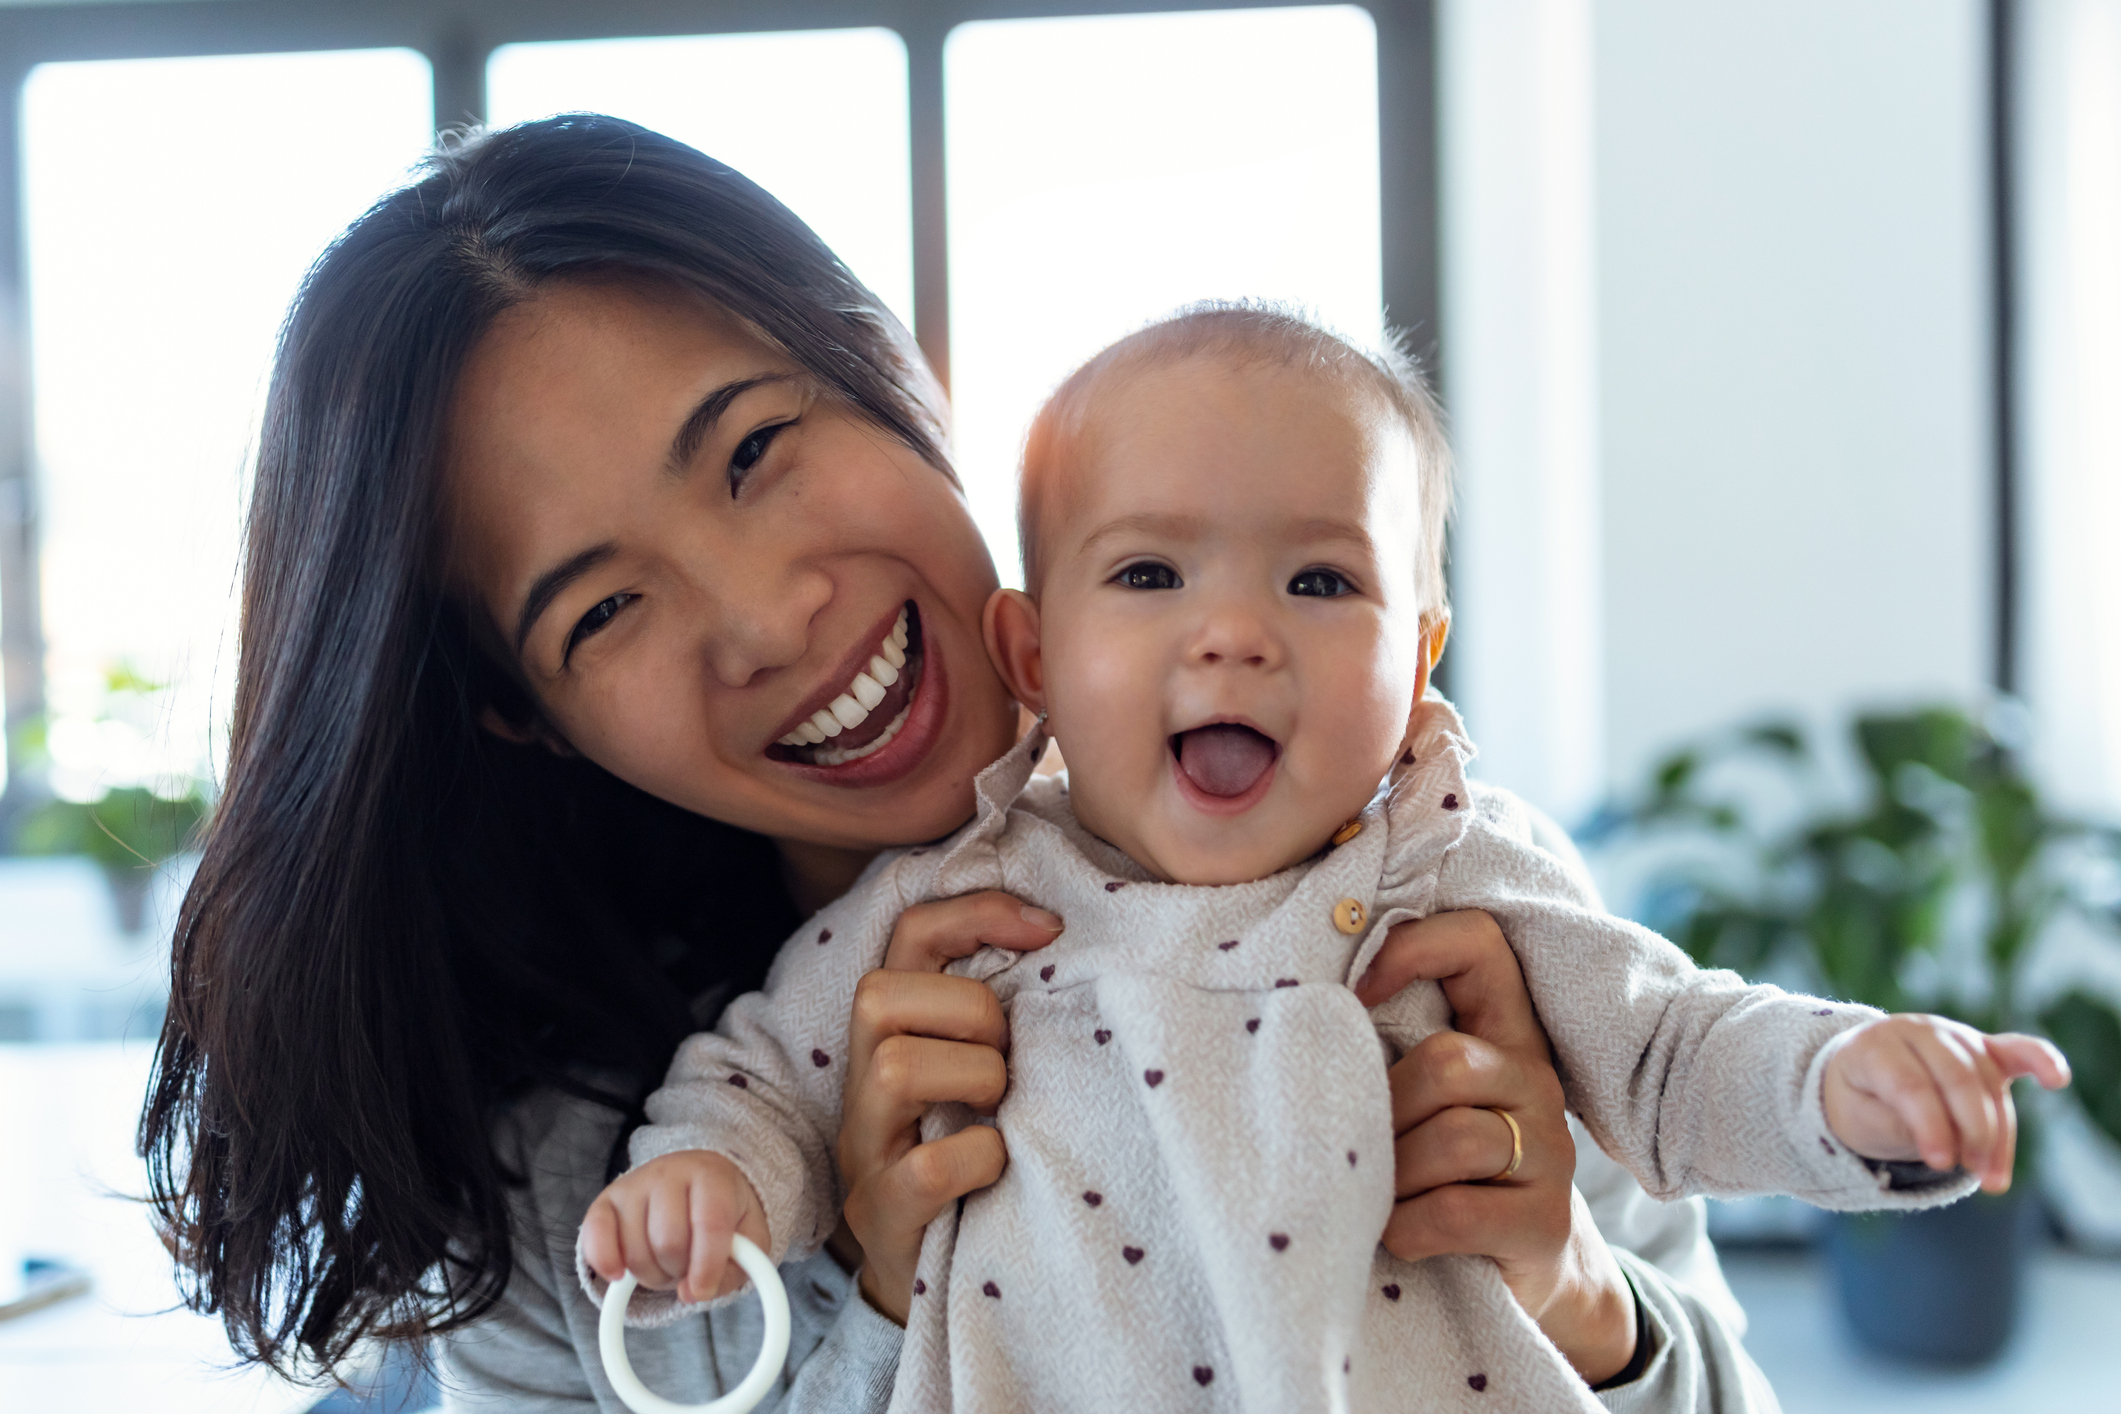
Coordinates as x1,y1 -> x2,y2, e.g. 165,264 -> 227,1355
1175,724 -> 1278,798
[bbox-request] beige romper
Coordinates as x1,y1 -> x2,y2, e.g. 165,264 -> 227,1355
596,697 -> 1967,1413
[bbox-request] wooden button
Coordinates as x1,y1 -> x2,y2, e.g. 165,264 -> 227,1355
1332,897 -> 1367,934
1330,819 -> 1364,846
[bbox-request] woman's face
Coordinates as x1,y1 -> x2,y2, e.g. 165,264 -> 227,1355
446,278 -> 1017,852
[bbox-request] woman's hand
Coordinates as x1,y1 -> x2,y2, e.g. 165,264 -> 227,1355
836,891 -> 1062,1324
1355,911 -> 1639,1387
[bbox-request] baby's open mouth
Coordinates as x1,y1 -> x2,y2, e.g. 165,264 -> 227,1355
1172,723 -> 1279,798
768,603 -> 925,767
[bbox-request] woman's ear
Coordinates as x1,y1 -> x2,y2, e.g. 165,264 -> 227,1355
982,588 -> 1047,713
477,705 -> 577,757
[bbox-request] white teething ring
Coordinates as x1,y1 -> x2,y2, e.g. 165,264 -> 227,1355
598,1235 -> 791,1414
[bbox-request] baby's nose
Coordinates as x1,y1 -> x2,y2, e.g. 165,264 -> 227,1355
1186,604 -> 1283,668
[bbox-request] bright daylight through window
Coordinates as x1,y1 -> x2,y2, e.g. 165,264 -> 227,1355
944,4 -> 1382,580
486,29 -> 914,330
23,49 -> 435,800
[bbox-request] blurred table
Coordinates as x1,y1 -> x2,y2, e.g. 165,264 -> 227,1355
1722,1245 -> 2121,1411
0,1041 -> 327,1414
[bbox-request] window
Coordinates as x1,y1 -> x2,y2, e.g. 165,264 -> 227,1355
486,30 -> 914,329
944,5 -> 1382,577
23,49 -> 435,798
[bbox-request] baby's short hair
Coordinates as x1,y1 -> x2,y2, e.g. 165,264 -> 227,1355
1017,301 -> 1454,619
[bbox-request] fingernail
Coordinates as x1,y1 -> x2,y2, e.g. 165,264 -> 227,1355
1023,905 -> 1062,930
1355,965 -> 1375,994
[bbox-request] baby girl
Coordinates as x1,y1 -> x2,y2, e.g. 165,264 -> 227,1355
581,306 -> 2063,1412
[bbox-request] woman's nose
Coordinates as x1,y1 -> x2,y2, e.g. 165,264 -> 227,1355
693,550 -> 834,689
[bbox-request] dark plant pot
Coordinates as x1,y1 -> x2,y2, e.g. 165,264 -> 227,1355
1823,1188 -> 2038,1365
101,864 -> 152,935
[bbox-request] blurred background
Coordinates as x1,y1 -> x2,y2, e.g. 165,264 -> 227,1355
0,1 -> 2114,1410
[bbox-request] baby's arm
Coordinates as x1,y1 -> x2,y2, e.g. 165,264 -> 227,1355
1431,791 -> 2062,1205
582,1151 -> 771,1306
578,856 -> 913,1319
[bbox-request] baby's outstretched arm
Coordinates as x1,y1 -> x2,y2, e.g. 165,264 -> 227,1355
582,1151 -> 772,1306
1823,1014 -> 2070,1192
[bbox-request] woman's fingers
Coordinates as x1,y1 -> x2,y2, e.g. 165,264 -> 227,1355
1354,910 -> 1547,1059
840,1034 -> 1010,1173
882,891 -> 1063,973
1387,1029 -> 1553,1134
850,969 -> 1009,1057
1382,1175 -> 1569,1268
1392,1104 -> 1530,1198
844,1126 -> 1008,1261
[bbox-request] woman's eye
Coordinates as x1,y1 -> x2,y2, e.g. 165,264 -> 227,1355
1115,562 -> 1182,591
728,421 -> 791,496
565,592 -> 635,661
1289,569 -> 1351,598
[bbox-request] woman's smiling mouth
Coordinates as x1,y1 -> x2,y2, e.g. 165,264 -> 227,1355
766,602 -> 932,775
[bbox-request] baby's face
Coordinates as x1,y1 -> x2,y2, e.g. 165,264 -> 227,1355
1026,357 -> 1435,885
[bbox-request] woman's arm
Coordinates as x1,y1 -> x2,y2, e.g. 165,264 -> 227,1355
1356,911 -> 1779,1411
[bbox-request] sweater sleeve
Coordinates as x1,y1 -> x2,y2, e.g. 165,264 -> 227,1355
443,1085 -> 906,1414
1430,786 -> 1973,1211
581,853 -> 914,1325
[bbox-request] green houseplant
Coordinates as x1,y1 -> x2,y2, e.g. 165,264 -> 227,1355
9,666 -> 211,932
1587,705 -> 2121,1363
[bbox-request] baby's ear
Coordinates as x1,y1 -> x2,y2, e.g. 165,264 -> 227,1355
983,588 -> 1047,713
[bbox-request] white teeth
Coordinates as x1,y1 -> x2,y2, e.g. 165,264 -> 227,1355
812,698 -> 913,766
776,604 -> 917,754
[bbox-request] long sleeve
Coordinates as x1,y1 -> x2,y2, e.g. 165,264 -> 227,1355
442,1085 -> 906,1414
588,852 -> 917,1325
1428,785 -> 1968,1209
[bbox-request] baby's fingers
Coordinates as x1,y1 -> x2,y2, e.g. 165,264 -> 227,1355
582,1196 -> 626,1282
1869,1033 -> 1960,1172
1987,1032 -> 2072,1090
1908,1027 -> 2006,1189
674,1181 -> 733,1307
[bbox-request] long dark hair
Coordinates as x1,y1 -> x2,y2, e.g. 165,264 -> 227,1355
139,115 -> 950,1375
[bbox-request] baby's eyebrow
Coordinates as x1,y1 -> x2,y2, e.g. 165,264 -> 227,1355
1076,511 -> 1204,556
1287,516 -> 1376,552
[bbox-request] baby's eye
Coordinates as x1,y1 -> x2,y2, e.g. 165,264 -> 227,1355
1289,569 -> 1351,598
1115,562 -> 1182,591
565,592 -> 636,663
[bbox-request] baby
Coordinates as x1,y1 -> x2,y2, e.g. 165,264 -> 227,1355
581,306 -> 2062,1412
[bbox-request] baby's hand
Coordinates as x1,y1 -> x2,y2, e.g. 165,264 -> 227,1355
582,1150 -> 771,1305
1822,1014 -> 2070,1193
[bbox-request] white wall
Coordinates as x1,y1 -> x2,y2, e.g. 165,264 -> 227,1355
1593,0 -> 1991,789
1441,0 -> 1604,826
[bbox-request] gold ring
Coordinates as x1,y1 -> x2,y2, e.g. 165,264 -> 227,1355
1488,1107 -> 1524,1181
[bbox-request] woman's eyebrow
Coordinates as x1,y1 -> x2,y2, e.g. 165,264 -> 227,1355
668,372 -> 800,475
514,542 -> 618,658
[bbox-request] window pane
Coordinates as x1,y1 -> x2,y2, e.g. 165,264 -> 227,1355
487,30 -> 914,329
24,50 -> 434,798
946,6 -> 1382,580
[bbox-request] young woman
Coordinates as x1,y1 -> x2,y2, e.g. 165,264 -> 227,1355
142,116 -> 1774,1412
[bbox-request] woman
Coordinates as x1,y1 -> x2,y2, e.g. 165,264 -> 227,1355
142,116 -> 1772,1412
